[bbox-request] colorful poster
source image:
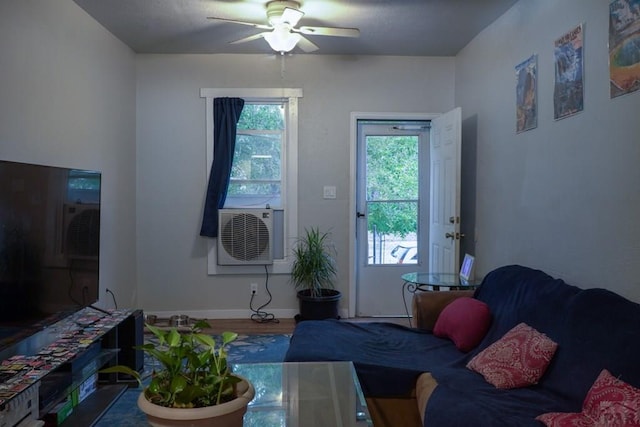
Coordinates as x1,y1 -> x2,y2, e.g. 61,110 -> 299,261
609,0 -> 640,98
516,54 -> 538,133
554,24 -> 584,120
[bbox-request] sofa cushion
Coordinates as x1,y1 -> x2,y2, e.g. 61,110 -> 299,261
284,319 -> 465,397
424,366 -> 571,427
466,322 -> 558,389
433,297 -> 491,352
540,288 -> 640,403
472,266 -> 581,344
536,369 -> 640,426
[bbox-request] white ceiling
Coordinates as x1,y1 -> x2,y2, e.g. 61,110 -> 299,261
72,0 -> 518,56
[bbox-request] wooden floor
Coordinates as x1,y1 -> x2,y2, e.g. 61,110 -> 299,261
147,317 -> 411,335
198,317 -> 411,335
204,318 -> 297,335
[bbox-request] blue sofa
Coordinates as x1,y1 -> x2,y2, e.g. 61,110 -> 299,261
284,265 -> 640,426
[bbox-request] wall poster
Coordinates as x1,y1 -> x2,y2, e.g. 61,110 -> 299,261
516,54 -> 538,133
554,24 -> 584,120
609,0 -> 640,98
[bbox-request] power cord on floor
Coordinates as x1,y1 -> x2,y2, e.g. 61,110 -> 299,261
250,265 -> 280,324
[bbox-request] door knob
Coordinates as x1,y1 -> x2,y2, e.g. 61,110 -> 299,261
445,232 -> 466,240
356,212 -> 366,218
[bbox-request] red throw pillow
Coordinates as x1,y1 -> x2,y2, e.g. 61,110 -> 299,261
433,297 -> 491,352
536,369 -> 640,426
466,322 -> 557,389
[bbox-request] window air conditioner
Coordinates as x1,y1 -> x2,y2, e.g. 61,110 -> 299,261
217,209 -> 273,265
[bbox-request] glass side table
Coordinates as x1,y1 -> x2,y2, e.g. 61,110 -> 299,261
402,272 -> 482,327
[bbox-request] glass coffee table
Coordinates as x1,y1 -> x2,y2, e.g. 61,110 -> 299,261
402,272 -> 482,327
232,361 -> 372,426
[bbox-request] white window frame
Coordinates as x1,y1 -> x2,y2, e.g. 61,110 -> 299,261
200,88 -> 302,275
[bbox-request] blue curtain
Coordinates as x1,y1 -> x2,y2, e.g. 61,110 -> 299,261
200,97 -> 245,237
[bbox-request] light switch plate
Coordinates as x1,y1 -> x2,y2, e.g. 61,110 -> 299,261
323,186 -> 336,199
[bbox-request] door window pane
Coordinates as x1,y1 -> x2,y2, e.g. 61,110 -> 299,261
366,136 -> 418,265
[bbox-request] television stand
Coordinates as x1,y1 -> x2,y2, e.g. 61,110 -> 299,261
0,308 -> 144,426
60,384 -> 128,426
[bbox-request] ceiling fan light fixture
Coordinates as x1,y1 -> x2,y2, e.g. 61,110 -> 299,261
264,26 -> 300,53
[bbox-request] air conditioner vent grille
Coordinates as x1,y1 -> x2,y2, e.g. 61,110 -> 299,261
218,209 -> 273,265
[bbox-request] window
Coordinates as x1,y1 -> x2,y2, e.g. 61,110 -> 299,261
225,103 -> 285,209
200,88 -> 302,274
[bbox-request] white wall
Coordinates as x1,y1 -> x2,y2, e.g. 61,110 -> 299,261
0,0 -> 138,308
135,54 -> 455,316
456,0 -> 640,301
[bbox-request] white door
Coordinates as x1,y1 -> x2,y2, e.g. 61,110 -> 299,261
355,121 -> 430,316
429,107 -> 462,274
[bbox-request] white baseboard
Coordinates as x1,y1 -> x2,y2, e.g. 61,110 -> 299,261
144,309 -> 299,320
142,308 -> 350,321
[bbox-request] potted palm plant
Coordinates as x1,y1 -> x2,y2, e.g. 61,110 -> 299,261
101,320 -> 254,427
290,227 -> 341,321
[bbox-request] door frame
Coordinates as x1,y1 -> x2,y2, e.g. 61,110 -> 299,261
348,112 -> 441,318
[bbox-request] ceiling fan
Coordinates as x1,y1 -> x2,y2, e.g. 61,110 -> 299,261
207,1 -> 360,54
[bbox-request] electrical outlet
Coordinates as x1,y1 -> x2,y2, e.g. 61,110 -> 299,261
250,283 -> 258,295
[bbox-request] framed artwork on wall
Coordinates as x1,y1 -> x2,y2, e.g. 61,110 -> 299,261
554,24 -> 584,120
516,54 -> 538,133
609,0 -> 640,98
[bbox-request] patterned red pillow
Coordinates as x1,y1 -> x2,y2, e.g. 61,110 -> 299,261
433,297 -> 491,352
583,369 -> 640,426
466,322 -> 557,389
535,412 -> 592,427
536,369 -> 640,427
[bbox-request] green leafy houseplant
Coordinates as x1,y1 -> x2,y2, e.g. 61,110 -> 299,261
101,320 -> 243,408
290,227 -> 338,298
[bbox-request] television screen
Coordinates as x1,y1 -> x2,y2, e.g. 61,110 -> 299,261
0,160 -> 101,351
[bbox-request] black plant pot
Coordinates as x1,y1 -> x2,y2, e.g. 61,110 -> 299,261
296,289 -> 341,322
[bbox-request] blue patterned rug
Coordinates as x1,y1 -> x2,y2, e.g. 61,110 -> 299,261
95,334 -> 290,427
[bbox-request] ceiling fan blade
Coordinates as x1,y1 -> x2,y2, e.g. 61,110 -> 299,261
207,16 -> 272,31
297,35 -> 319,53
281,7 -> 304,26
230,32 -> 269,45
297,26 -> 360,38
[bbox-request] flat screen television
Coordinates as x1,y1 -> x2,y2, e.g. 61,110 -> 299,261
0,159 -> 101,353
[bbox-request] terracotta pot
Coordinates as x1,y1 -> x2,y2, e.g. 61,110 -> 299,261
137,376 -> 255,427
